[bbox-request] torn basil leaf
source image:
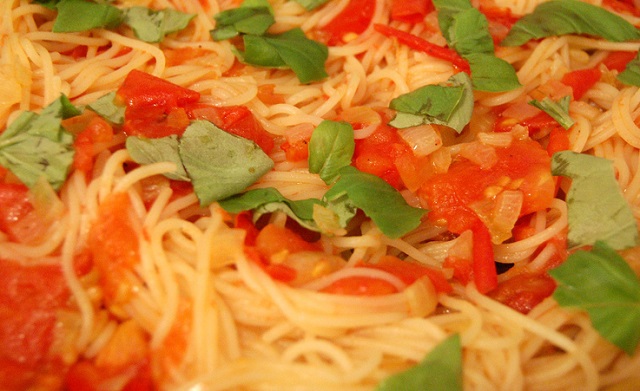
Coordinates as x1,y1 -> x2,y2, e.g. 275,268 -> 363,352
376,334 -> 463,391
550,241 -> 640,355
308,120 -> 355,184
123,7 -> 195,43
211,0 -> 274,41
126,135 -> 189,181
88,92 -> 124,125
219,187 -> 322,231
389,72 -> 473,133
432,0 -> 520,92
237,28 -> 328,84
52,0 -> 123,32
551,151 -> 639,250
529,96 -> 574,129
180,120 -> 274,205
0,96 -> 78,190
325,166 -> 427,238
501,0 -> 640,47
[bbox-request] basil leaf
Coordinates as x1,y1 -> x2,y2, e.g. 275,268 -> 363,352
291,0 -> 329,11
211,0 -> 274,41
376,334 -> 463,391
551,151 -> 639,250
123,7 -> 195,43
219,187 -> 322,231
308,120 -> 355,184
52,0 -> 123,32
88,92 -> 124,125
464,53 -> 521,92
501,0 -> 640,47
529,96 -> 574,129
238,28 -> 328,84
432,0 -> 520,92
389,72 -> 473,133
325,166 -> 427,238
618,52 -> 640,87
126,135 -> 189,181
550,241 -> 640,355
180,120 -> 274,205
0,96 -> 78,190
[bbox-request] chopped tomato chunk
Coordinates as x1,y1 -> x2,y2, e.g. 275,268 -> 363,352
490,273 -> 556,314
391,0 -> 434,24
561,68 -> 601,100
317,0 -> 376,45
321,276 -> 398,296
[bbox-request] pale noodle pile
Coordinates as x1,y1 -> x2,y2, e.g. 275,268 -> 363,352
2,0 -> 640,390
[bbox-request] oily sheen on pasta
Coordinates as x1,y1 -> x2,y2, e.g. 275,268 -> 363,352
2,0 -> 640,390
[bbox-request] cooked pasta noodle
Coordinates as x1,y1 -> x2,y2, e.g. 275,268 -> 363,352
2,0 -> 640,390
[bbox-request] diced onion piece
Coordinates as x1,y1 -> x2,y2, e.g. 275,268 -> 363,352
459,141 -> 497,169
398,124 -> 442,157
403,276 -> 437,317
447,230 -> 473,260
478,131 -> 513,147
30,176 -> 64,223
491,190 -> 523,244
430,147 -> 452,174
313,204 -> 347,236
282,251 -> 346,286
340,106 -> 381,140
211,229 -> 247,268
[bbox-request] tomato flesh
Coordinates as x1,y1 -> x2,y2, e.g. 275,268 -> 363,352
317,0 -> 376,45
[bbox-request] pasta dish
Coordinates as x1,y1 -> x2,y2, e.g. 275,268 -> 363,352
2,0 -> 640,389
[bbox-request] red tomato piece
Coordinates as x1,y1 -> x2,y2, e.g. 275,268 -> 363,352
71,115 -> 114,173
0,260 -> 71,391
87,192 -> 140,304
186,104 -> 274,153
255,224 -> 321,259
390,0 -> 434,24
364,255 -> 452,293
353,122 -> 412,189
470,220 -> 498,294
546,127 -> 571,157
601,50 -> 637,72
490,273 -> 556,314
419,139 -> 555,233
116,70 -> 200,138
479,5 -> 520,44
317,0 -> 376,45
281,138 -> 309,162
561,68 -> 602,100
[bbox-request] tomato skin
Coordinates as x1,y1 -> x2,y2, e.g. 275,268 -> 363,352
321,276 -> 398,296
70,114 -> 114,173
317,0 -> 376,45
255,224 -> 321,259
186,104 -> 274,153
490,273 -> 556,314
365,255 -> 452,293
561,68 -> 602,100
601,51 -> 637,72
391,0 -> 434,24
116,70 -> 200,138
546,127 -> 571,157
374,24 -> 470,74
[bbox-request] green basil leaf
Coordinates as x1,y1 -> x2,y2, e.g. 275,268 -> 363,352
529,96 -> 574,129
219,187 -> 323,231
123,7 -> 195,43
0,96 -> 78,190
501,0 -> 640,47
432,0 -> 520,92
291,0 -> 329,11
551,151 -> 639,250
324,166 -> 427,238
308,120 -> 355,184
88,92 -> 124,125
238,28 -> 328,83
126,135 -> 189,181
464,53 -> 522,92
180,120 -> 274,205
618,52 -> 640,87
376,334 -> 463,391
52,0 -> 123,32
389,72 -> 473,133
211,0 -> 274,41
550,241 -> 640,355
